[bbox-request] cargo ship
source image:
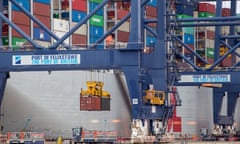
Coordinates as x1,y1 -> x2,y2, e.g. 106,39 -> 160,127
1,71 -> 240,139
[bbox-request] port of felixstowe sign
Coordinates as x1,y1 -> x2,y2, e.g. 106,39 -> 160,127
179,74 -> 231,83
12,54 -> 80,65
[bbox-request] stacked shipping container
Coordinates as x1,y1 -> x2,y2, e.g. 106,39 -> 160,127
175,2 -> 195,63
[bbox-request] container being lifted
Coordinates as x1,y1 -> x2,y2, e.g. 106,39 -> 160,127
80,81 -> 111,111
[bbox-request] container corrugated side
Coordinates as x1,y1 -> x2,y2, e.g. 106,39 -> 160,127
72,0 -> 87,12
71,23 -> 87,35
33,2 -> 50,17
12,11 -> 30,26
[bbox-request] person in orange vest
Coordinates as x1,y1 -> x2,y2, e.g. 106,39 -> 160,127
106,33 -> 115,49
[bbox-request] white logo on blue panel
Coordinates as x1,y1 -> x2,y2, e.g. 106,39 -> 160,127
15,56 -> 21,64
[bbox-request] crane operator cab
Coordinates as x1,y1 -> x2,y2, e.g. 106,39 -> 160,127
143,84 -> 165,105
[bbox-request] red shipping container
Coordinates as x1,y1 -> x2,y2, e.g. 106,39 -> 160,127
184,44 -> 194,54
207,57 -> 214,64
72,34 -> 87,47
206,30 -> 215,40
117,9 -> 129,20
80,96 -> 101,111
2,23 -> 9,36
146,15 -> 157,27
117,30 -> 129,42
198,3 -> 215,14
221,56 -> 234,67
117,1 -> 130,10
33,2 -> 50,17
33,14 -> 51,28
173,117 -> 182,132
72,0 -> 87,12
145,6 -> 157,17
222,8 -> 230,17
12,24 -> 30,38
12,11 -> 30,26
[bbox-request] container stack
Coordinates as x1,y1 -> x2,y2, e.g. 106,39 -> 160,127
2,1 -> 9,48
145,0 -> 157,49
71,0 -> 87,47
220,7 -> 233,67
89,0 -> 104,49
33,0 -> 51,45
175,1 -> 195,63
196,3 -> 216,66
11,0 -> 30,50
116,1 -> 130,48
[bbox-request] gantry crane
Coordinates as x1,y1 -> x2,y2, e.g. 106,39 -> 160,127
0,0 -> 240,141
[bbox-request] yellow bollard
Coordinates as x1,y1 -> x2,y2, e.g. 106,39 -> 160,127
56,136 -> 63,144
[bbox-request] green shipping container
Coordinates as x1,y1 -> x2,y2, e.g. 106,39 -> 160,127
90,15 -> 104,27
207,47 -> 214,58
2,37 -> 9,45
89,0 -> 102,4
177,14 -> 194,34
198,12 -> 215,18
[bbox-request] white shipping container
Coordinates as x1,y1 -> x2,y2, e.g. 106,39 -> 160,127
53,18 -> 70,32
205,39 -> 214,48
71,22 -> 87,35
117,20 -> 130,32
53,31 -> 70,45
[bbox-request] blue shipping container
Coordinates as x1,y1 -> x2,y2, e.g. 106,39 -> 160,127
146,36 -> 156,47
12,0 -> 30,11
72,10 -> 87,22
147,0 -> 157,7
89,26 -> 104,38
89,37 -> 104,49
33,0 -> 50,4
183,33 -> 194,44
175,5 -> 194,16
3,0 -> 8,6
33,27 -> 51,42
89,2 -> 104,16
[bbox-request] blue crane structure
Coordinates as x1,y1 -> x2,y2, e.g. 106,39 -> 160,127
0,0 -> 240,139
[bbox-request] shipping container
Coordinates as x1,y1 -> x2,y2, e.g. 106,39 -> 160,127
71,23 -> 87,35
33,0 -> 50,4
90,15 -> 104,27
183,33 -> 194,45
72,10 -> 87,22
89,0 -> 102,4
206,30 -> 215,40
117,20 -> 130,32
89,25 -> 104,38
101,97 -> 111,111
11,37 -> 27,50
184,44 -> 194,54
12,11 -> 30,26
33,2 -> 50,17
172,117 -> 182,132
206,47 -> 214,58
117,30 -> 129,42
53,31 -> 70,44
205,39 -> 214,48
72,34 -> 87,47
145,15 -> 157,27
117,9 -> 129,20
72,0 -> 87,12
146,0 -> 157,7
80,96 -> 101,111
3,0 -> 8,6
145,6 -> 157,17
53,19 -> 70,32
198,12 -> 215,17
175,5 -> 194,16
2,36 -> 9,45
198,3 -> 216,14
89,1 -> 104,16
33,27 -> 51,42
89,36 -> 104,49
2,23 -> 9,36
222,8 -> 230,17
33,15 -> 51,28
12,0 -> 30,11
146,36 -> 156,47
12,24 -> 30,38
